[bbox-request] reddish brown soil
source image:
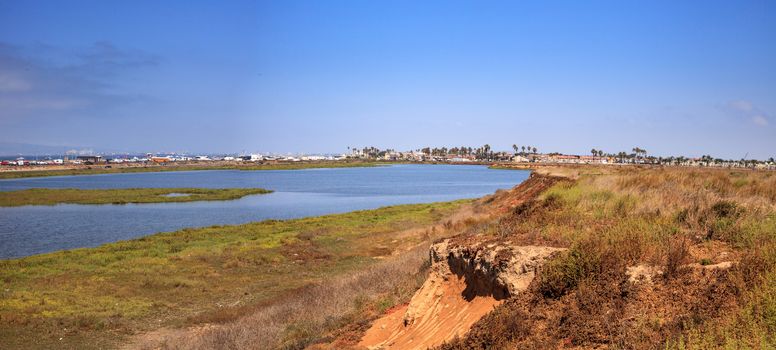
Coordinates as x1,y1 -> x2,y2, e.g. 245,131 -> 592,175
358,273 -> 503,350
439,249 -> 744,350
355,174 -> 569,350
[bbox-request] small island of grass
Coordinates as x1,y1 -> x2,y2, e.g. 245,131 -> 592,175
0,187 -> 272,207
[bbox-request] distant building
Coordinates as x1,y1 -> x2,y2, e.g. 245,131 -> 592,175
512,155 -> 530,163
150,156 -> 172,163
76,155 -> 103,164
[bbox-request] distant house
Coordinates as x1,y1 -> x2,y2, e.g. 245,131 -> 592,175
76,155 -> 103,164
382,152 -> 399,161
512,155 -> 530,163
579,156 -> 610,164
549,155 -> 580,163
150,156 -> 172,163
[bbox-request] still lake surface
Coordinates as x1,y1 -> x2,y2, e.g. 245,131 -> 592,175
0,164 -> 530,259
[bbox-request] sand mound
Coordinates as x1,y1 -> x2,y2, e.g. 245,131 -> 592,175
359,273 -> 501,350
358,241 -> 564,349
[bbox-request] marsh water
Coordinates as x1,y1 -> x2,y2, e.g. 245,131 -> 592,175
0,164 -> 530,259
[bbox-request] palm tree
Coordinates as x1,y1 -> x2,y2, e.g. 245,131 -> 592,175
512,144 -> 519,154
618,151 -> 628,163
591,148 -> 597,156
532,147 -> 537,154
632,147 -> 646,163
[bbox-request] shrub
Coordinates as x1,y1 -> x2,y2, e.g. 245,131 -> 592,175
537,240 -> 602,298
664,236 -> 690,279
711,201 -> 739,219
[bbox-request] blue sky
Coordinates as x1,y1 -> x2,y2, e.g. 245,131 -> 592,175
0,0 -> 774,159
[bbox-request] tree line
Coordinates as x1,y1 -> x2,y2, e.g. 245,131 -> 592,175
348,145 -> 775,165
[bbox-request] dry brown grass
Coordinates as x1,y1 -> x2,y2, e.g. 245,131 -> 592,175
130,207 -> 495,350
117,167 -> 776,350
150,243 -> 431,350
440,166 -> 776,349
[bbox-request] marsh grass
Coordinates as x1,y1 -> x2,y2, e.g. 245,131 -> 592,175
0,199 -> 467,349
0,188 -> 271,206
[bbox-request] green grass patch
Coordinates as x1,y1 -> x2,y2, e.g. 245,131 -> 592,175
0,199 -> 467,349
0,188 -> 272,206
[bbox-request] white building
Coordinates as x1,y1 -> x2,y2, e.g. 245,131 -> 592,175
512,155 -> 530,163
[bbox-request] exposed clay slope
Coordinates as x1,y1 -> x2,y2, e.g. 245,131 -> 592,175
354,173 -> 569,349
436,168 -> 776,350
358,239 -> 564,349
357,274 -> 499,350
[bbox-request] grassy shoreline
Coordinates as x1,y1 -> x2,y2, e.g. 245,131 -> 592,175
0,199 -> 469,349
0,188 -> 272,207
0,161 -> 386,180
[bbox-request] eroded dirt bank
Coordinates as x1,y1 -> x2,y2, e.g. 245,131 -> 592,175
355,167 -> 776,350
358,174 -> 567,349
359,241 -> 564,349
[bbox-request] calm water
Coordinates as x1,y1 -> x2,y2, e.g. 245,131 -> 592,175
0,165 -> 529,259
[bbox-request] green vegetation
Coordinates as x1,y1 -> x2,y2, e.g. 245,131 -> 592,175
442,167 -> 776,349
0,188 -> 272,206
0,161 -> 384,179
0,199 -> 468,349
170,242 -> 437,350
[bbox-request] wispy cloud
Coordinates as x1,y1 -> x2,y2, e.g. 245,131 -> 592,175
752,114 -> 769,126
0,71 -> 32,92
728,100 -> 753,112
0,42 -> 159,120
722,99 -> 770,127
